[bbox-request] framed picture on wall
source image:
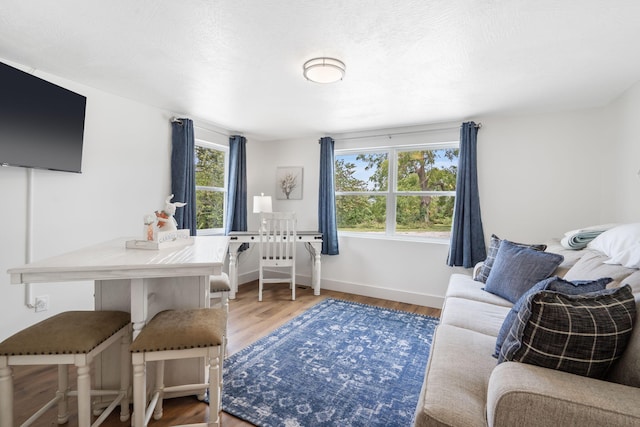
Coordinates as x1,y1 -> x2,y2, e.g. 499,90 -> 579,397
276,166 -> 303,200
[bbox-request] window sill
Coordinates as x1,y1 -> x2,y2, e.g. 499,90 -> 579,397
338,231 -> 450,245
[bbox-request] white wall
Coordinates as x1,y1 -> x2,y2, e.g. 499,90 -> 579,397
601,80 -> 640,222
240,100 -> 638,308
0,62 -> 174,341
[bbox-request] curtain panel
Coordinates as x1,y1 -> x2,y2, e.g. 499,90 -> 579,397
447,121 -> 486,268
225,135 -> 248,238
170,118 -> 196,235
318,136 -> 339,255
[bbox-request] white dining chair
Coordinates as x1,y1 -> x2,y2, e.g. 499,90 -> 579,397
258,212 -> 297,301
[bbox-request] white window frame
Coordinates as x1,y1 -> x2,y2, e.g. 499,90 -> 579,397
195,138 -> 228,236
335,141 -> 458,242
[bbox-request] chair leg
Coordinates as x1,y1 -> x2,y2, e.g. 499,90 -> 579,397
292,264 -> 296,301
0,357 -> 12,427
259,269 -> 264,302
57,365 -> 70,424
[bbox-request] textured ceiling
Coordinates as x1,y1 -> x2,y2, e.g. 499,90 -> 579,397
1,0 -> 640,141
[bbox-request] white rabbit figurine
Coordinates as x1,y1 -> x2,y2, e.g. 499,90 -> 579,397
155,194 -> 187,232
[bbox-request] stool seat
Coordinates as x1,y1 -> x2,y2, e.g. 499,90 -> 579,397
130,308 -> 227,427
0,310 -> 131,427
130,309 -> 225,353
0,311 -> 130,356
209,274 -> 230,294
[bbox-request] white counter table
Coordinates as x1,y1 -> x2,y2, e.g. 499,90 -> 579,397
8,236 -> 229,394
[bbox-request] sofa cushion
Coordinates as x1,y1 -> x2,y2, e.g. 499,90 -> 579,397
414,324 -> 498,427
475,234 -> 547,283
608,295 -> 640,387
563,249 -> 637,288
492,276 -> 612,358
499,285 -> 636,379
440,297 -> 511,337
484,240 -> 564,303
445,274 -> 512,307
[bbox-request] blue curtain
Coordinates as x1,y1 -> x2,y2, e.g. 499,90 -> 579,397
318,137 -> 339,255
171,118 -> 196,235
225,135 -> 248,237
447,122 -> 486,267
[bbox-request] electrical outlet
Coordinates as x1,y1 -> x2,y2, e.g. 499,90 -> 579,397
35,295 -> 49,312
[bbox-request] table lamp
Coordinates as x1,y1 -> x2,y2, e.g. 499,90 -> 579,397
253,193 -> 272,231
253,193 -> 272,214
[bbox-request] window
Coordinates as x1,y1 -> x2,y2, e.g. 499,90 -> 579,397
195,140 -> 227,234
335,143 -> 458,239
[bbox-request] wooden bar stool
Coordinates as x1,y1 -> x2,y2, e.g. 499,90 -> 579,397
209,273 -> 230,313
130,308 -> 227,427
0,310 -> 131,427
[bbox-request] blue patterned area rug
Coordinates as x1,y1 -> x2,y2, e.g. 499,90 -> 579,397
222,298 -> 438,427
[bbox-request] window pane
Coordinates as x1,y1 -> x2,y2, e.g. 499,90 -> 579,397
336,195 -> 386,232
396,195 -> 454,237
335,152 -> 388,191
397,148 -> 458,191
196,189 -> 224,229
195,146 -> 225,188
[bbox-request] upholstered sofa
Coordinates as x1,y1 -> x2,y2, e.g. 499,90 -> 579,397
414,225 -> 640,427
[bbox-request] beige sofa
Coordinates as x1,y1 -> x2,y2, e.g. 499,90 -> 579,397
414,240 -> 640,427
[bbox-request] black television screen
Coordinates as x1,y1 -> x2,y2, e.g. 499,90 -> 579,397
0,61 -> 86,173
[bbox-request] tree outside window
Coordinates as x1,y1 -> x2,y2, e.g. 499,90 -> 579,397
335,144 -> 458,239
195,143 -> 226,233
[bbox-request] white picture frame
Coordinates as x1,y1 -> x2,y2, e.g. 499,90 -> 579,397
276,166 -> 303,200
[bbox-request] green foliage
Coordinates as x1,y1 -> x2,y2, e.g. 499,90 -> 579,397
336,148 -> 458,236
195,146 -> 225,230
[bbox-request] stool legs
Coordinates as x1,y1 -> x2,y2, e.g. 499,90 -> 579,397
207,348 -> 221,427
0,358 -> 12,427
57,365 -> 70,424
132,353 -> 147,427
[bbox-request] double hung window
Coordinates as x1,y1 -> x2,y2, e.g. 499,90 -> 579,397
195,140 -> 227,234
335,143 -> 458,240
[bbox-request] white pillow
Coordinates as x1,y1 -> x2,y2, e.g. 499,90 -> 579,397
604,242 -> 640,268
588,223 -> 640,258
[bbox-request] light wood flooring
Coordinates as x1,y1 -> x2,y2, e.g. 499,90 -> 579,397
10,281 -> 441,427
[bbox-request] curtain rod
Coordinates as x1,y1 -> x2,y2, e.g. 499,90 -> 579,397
171,117 -> 230,138
331,123 -> 481,142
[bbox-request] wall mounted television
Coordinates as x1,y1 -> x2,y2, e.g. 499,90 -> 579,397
0,61 -> 87,173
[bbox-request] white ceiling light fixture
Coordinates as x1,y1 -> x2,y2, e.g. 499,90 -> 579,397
303,57 -> 346,84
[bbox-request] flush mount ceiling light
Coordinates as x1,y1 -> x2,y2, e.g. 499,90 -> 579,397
303,57 -> 346,84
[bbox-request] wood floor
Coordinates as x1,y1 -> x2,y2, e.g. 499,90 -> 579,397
10,281 -> 441,427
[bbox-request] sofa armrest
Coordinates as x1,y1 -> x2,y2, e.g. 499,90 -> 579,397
487,362 -> 640,427
472,262 -> 484,280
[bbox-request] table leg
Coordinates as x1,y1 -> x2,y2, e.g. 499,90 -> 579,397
309,242 -> 322,296
228,243 -> 242,299
130,278 -> 147,340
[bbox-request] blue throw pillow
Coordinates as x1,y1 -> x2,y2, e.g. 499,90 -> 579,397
484,240 -> 564,303
498,285 -> 636,379
475,234 -> 548,283
492,276 -> 612,358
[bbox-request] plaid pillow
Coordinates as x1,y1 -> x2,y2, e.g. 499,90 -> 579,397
499,285 -> 637,379
475,234 -> 547,283
492,276 -> 612,358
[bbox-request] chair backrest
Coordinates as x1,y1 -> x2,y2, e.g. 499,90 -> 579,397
259,212 -> 297,263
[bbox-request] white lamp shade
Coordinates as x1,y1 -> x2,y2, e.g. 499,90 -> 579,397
253,194 -> 272,213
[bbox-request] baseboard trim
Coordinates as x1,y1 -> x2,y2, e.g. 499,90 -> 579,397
237,270 -> 444,309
